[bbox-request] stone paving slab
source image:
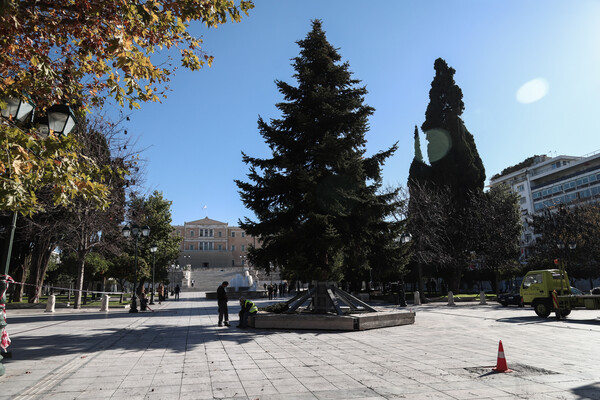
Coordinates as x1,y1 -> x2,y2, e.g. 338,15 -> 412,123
1,292 -> 600,399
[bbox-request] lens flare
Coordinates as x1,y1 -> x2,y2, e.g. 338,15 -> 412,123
516,78 -> 549,104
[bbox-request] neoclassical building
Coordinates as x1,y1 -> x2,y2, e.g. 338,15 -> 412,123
172,217 -> 259,269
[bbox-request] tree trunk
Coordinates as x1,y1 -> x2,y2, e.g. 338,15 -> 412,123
28,242 -> 54,303
73,253 -> 86,309
449,265 -> 462,294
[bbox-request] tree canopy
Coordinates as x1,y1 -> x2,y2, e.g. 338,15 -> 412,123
236,20 -> 405,284
0,0 -> 254,112
0,0 -> 253,215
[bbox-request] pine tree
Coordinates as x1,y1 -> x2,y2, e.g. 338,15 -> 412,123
236,20 -> 403,286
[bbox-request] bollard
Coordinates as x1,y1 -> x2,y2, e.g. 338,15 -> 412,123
447,291 -> 455,306
45,295 -> 56,313
100,294 -> 110,312
479,291 -> 487,305
413,290 -> 421,306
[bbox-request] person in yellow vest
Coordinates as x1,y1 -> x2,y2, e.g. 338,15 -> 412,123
237,297 -> 258,328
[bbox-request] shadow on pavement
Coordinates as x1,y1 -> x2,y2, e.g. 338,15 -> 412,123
496,315 -> 600,326
4,322 -> 279,363
571,382 -> 600,399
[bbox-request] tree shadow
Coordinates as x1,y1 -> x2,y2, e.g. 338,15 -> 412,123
571,382 -> 600,399
496,315 -> 600,326
4,322 -> 279,363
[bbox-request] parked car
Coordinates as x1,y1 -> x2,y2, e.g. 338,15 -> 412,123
497,288 -> 523,307
571,287 -> 584,295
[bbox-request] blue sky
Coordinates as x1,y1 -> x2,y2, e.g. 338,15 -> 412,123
113,0 -> 600,226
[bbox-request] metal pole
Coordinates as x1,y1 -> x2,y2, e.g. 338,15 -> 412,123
150,252 -> 155,305
1,212 -> 17,376
130,235 -> 139,313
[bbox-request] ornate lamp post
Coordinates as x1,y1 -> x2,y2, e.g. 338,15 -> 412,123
122,224 -> 150,313
1,97 -> 77,376
149,243 -> 158,305
398,232 -> 412,307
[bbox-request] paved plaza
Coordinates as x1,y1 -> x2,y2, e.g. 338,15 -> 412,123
1,292 -> 599,399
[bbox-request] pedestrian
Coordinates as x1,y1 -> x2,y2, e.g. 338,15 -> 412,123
267,284 -> 273,300
217,281 -> 230,327
237,297 -> 258,328
174,284 -> 180,300
283,282 -> 288,296
273,283 -> 278,298
191,279 -> 195,288
157,283 -> 164,304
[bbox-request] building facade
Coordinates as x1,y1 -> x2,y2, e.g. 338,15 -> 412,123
489,151 -> 600,254
172,217 -> 259,269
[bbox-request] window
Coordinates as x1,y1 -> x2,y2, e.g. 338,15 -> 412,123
231,245 -> 235,251
189,230 -> 194,237
218,231 -> 222,237
231,231 -> 236,238
552,162 -> 561,169
519,197 -> 527,204
189,244 -> 194,251
516,184 -> 524,192
532,191 -> 541,200
218,244 -> 222,251
524,234 -> 532,243
522,273 -> 542,288
210,229 -> 213,237
241,245 -> 245,251
199,229 -> 203,237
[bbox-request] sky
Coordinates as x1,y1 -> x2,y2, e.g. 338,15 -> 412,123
110,0 -> 600,226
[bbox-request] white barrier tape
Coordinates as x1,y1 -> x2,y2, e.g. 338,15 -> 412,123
6,281 -> 125,295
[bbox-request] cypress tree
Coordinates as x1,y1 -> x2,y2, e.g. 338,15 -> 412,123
408,58 -> 486,293
236,20 -> 403,286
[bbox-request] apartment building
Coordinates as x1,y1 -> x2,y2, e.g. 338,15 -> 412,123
172,217 -> 259,269
489,151 -> 600,253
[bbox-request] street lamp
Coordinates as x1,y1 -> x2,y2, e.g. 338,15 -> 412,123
1,97 -> 77,376
149,243 -> 158,305
122,224 -> 150,313
397,232 -> 412,307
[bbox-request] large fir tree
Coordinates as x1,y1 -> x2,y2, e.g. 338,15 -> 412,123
236,20 -> 404,286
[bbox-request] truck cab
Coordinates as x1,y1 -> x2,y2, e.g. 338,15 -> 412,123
520,269 -> 569,317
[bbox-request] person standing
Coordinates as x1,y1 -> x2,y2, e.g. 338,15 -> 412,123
174,284 -> 180,300
267,284 -> 273,300
157,283 -> 164,304
237,297 -> 258,328
217,281 -> 230,327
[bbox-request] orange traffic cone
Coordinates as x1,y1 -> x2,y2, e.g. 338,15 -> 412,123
492,340 -> 512,373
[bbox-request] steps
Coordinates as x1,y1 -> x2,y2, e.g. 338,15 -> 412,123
187,267 -> 281,292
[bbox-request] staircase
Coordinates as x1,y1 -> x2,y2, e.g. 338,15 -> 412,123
187,267 -> 281,292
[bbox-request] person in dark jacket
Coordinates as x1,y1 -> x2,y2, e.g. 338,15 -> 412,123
217,281 -> 230,327
237,297 -> 258,328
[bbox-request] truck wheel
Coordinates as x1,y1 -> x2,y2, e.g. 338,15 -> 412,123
534,301 -> 551,318
500,301 -> 508,307
560,309 -> 571,317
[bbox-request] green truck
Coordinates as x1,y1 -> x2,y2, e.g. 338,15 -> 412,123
520,269 -> 600,318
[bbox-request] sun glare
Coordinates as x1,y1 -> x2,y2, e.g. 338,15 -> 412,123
516,78 -> 549,104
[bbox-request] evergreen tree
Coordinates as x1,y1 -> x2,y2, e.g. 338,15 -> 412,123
408,58 -> 486,293
236,20 -> 404,285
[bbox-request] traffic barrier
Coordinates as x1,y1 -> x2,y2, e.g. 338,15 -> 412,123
492,340 -> 512,372
479,291 -> 487,305
552,290 -> 561,320
45,295 -> 56,313
100,295 -> 110,312
447,291 -> 455,306
413,291 -> 421,305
